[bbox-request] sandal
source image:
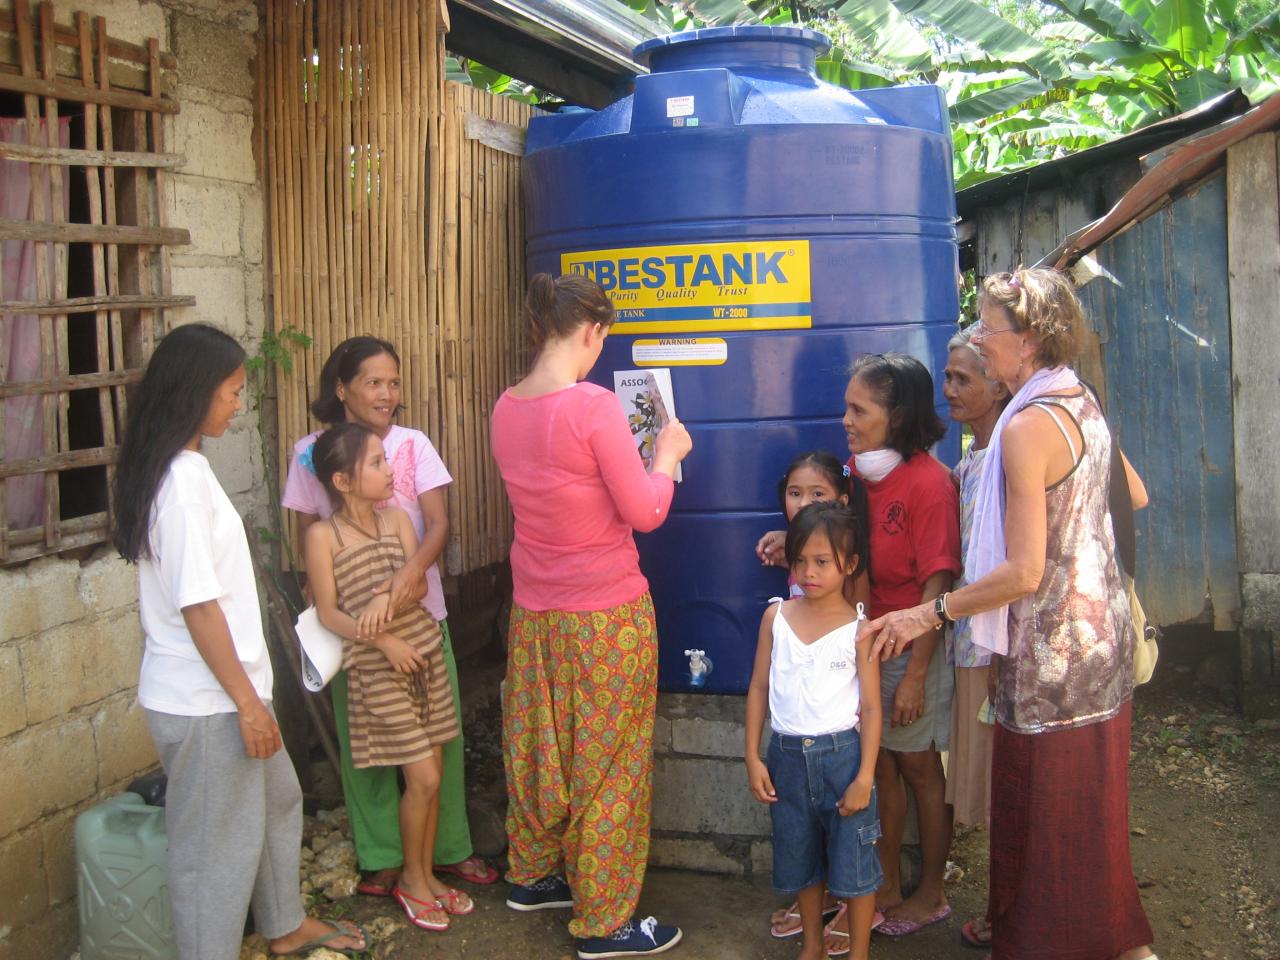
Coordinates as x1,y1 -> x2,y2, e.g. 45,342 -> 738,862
393,886 -> 450,932
355,867 -> 400,897
270,918 -> 367,957
823,903 -> 886,956
770,899 -> 841,938
961,916 -> 992,948
436,855 -> 499,885
434,886 -> 475,916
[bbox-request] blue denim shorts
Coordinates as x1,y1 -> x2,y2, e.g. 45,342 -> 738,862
766,728 -> 884,899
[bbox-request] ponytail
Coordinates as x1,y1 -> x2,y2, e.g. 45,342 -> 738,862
525,272 -> 614,352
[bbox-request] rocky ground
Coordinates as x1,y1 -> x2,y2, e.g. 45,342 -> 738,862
234,631 -> 1279,960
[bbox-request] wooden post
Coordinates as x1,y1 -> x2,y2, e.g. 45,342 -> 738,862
1227,130 -> 1280,716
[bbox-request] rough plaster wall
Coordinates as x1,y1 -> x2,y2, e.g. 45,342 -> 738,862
0,1 -> 265,958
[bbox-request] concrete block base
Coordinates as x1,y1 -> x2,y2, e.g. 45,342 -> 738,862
649,692 -> 921,888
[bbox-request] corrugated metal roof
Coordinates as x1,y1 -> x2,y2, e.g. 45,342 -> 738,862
451,0 -> 659,78
955,90 -> 1253,220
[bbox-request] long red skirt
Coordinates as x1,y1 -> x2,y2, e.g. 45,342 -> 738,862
989,701 -> 1153,960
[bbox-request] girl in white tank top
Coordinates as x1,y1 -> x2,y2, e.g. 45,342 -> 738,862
745,501 -> 884,960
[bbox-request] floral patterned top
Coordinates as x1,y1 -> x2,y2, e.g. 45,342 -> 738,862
996,389 -> 1135,734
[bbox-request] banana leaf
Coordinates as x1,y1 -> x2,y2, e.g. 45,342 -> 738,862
892,0 -> 1069,80
1040,0 -> 1155,43
829,0 -> 935,71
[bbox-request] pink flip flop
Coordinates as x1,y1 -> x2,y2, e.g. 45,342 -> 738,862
822,904 -> 887,956
434,887 -> 475,916
392,887 -> 450,932
875,904 -> 953,937
435,855 -> 500,885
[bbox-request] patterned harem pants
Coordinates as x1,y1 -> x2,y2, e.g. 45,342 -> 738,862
503,594 -> 658,938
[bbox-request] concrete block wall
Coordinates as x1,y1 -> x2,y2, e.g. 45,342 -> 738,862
649,693 -> 774,876
0,1 -> 266,958
0,552 -> 155,960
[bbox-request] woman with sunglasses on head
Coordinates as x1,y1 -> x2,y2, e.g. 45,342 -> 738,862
863,269 -> 1155,960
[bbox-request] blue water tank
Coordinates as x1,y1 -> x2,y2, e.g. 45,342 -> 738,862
523,25 -> 959,694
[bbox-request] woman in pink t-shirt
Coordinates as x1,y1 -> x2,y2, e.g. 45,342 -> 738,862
282,336 -> 497,897
491,273 -> 691,959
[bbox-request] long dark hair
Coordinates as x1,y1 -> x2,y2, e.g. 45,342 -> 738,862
112,324 -> 246,562
311,336 -> 401,425
777,450 -> 870,578
850,352 -> 947,457
784,501 -> 869,579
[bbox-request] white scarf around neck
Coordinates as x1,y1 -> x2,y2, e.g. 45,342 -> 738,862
854,448 -> 904,483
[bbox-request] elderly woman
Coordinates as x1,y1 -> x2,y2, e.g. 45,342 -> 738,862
864,269 -> 1156,960
941,326 -> 1009,840
941,327 -> 1009,950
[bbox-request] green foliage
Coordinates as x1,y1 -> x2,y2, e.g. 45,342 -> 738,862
445,54 -> 547,105
244,326 -> 312,381
245,326 -> 312,572
637,0 -> 1280,185
443,0 -> 1278,185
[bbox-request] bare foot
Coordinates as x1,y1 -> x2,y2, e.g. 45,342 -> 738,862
269,917 -> 365,955
358,866 -> 400,895
875,884 -> 903,913
437,855 -> 496,883
1116,948 -> 1156,960
885,890 -> 949,924
822,903 -> 849,955
771,892 -> 838,931
963,915 -> 992,946
397,875 -> 450,925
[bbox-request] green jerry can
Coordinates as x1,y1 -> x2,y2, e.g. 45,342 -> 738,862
75,792 -> 176,960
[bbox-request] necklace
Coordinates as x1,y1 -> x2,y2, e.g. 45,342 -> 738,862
337,510 -> 381,543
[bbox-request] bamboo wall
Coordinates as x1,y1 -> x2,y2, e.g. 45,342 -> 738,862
262,0 -> 532,575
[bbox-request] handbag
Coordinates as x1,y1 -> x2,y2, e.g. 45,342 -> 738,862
1092,381 -> 1159,685
295,606 -> 344,692
1126,575 -> 1159,685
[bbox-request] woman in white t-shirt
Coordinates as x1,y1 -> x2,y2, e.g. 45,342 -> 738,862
113,323 -> 366,959
282,336 -> 496,895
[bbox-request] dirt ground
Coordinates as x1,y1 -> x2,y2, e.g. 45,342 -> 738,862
248,631 -> 1280,960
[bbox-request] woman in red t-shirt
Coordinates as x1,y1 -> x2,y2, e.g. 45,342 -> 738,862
843,353 -> 959,936
765,353 -> 960,945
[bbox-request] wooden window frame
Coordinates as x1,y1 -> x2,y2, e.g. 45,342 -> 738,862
0,1 -> 191,565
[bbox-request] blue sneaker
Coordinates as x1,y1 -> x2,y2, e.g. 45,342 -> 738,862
505,874 -> 574,911
575,916 -> 682,959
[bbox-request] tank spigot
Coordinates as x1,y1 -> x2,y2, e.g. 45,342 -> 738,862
684,649 -> 713,689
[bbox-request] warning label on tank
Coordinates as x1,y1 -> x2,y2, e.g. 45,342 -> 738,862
561,240 -> 812,333
632,338 -> 727,366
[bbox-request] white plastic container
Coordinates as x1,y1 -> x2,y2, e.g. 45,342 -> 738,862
76,792 -> 175,960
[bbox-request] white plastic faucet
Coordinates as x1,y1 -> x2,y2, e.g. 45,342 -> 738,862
684,648 -> 713,688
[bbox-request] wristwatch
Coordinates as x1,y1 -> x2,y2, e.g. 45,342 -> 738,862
933,592 -> 954,629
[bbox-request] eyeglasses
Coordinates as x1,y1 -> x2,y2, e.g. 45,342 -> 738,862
971,319 -> 1019,338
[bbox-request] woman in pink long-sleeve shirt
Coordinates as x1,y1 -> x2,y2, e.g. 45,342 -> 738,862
491,273 -> 692,960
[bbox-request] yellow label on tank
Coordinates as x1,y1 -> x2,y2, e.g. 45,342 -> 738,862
561,240 -> 812,333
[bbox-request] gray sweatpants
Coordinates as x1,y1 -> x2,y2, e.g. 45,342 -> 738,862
146,709 -> 307,960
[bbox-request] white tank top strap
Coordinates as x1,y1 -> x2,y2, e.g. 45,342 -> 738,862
1030,400 -> 1080,464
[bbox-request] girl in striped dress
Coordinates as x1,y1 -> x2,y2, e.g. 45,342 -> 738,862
304,422 -> 469,933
